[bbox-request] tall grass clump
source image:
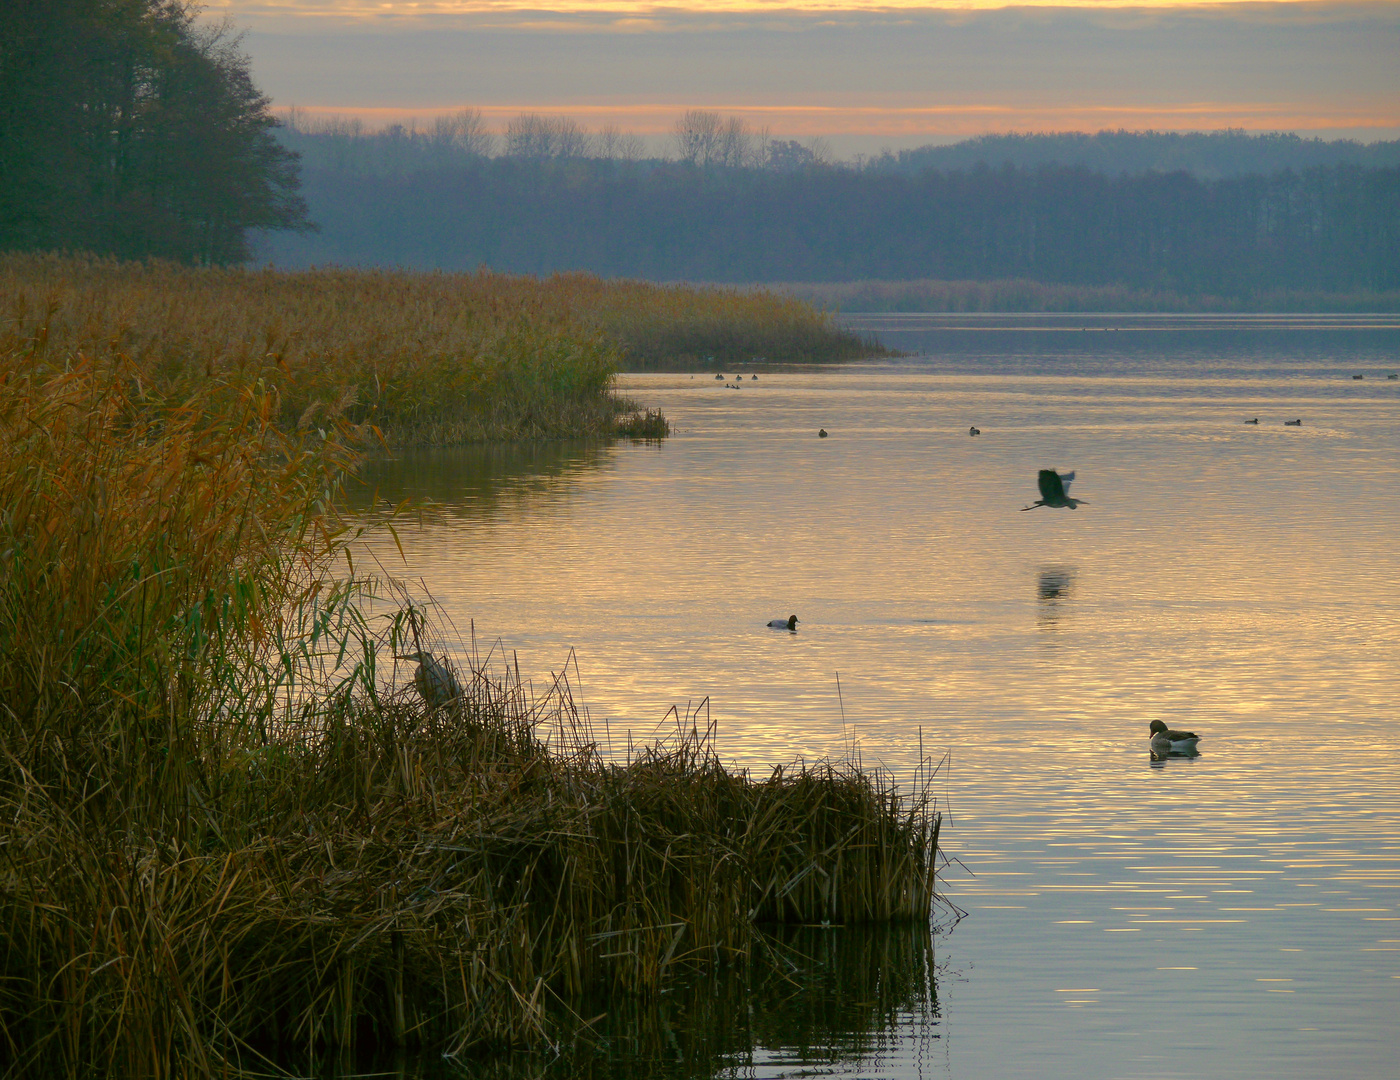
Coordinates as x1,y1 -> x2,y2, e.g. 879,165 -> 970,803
0,307 -> 946,1075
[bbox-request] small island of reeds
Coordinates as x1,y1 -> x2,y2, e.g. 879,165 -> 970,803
0,255 -> 939,1076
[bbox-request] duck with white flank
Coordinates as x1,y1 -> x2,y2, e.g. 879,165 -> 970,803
768,615 -> 799,631
1021,469 -> 1085,511
1149,719 -> 1200,755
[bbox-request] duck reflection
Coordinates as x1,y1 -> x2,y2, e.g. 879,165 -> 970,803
1037,566 -> 1077,627
344,440 -> 614,517
1150,745 -> 1203,766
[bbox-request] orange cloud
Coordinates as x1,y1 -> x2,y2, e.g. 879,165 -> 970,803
208,0 -> 1378,21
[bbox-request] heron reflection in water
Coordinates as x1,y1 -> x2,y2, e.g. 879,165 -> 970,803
396,650 -> 463,709
1036,566 -> 1076,627
1021,469 -> 1085,511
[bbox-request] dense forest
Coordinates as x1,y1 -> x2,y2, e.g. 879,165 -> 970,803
258,142 -> 1400,294
0,0 -> 307,263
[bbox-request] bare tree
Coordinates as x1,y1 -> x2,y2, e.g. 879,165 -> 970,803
505,113 -> 594,159
431,108 -> 495,157
752,123 -> 774,169
673,109 -> 724,166
552,117 -> 595,158
717,116 -> 752,168
598,124 -> 646,162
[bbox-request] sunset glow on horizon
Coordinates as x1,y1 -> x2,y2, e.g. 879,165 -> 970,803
229,0 -> 1400,148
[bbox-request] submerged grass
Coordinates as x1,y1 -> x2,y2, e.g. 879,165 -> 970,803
0,275 -> 945,1077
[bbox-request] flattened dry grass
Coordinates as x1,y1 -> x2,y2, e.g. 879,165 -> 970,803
0,284 -> 945,1077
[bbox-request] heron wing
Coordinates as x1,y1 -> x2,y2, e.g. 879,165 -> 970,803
1037,470 -> 1065,502
1059,471 -> 1075,491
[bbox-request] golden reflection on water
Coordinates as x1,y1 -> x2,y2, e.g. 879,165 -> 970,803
353,341 -> 1399,1078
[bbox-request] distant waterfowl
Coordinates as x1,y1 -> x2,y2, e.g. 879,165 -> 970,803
818,428 -> 829,438
1245,418 -> 1259,424
751,374 -> 758,380
1021,469 -> 1084,511
1149,719 -> 1200,754
768,615 -> 799,631
1285,418 -> 1302,426
969,426 -> 981,436
1352,374 -> 1364,380
1389,373 -> 1398,380
715,373 -> 725,380
396,650 -> 462,709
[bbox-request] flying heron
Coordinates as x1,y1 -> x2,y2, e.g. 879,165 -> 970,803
1021,469 -> 1085,511
396,650 -> 462,709
768,615 -> 799,631
1149,719 -> 1200,755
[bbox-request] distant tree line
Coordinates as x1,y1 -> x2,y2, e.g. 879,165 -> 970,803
259,152 -> 1400,294
278,108 -> 830,177
0,0 -> 308,264
866,129 -> 1400,180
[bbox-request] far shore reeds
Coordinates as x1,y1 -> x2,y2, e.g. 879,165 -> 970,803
774,277 -> 1400,313
0,256 -> 944,1076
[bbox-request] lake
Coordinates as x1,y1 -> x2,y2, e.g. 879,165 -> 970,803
355,314 -> 1400,1079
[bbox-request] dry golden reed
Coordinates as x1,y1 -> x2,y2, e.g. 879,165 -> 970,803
2,254 -> 876,452
0,261 -> 943,1077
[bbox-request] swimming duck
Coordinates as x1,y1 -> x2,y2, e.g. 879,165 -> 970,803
969,426 -> 981,436
1244,418 -> 1259,424
715,373 -> 725,380
1149,719 -> 1200,754
1284,418 -> 1302,426
768,615 -> 799,631
818,429 -> 828,438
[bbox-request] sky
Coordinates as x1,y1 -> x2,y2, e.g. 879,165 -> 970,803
211,1 -> 1400,156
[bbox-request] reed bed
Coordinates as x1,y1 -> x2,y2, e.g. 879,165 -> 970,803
1,255 -> 876,453
0,299 -> 945,1077
546,274 -> 884,366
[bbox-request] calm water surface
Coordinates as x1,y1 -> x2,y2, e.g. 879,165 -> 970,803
356,316 -> 1400,1079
